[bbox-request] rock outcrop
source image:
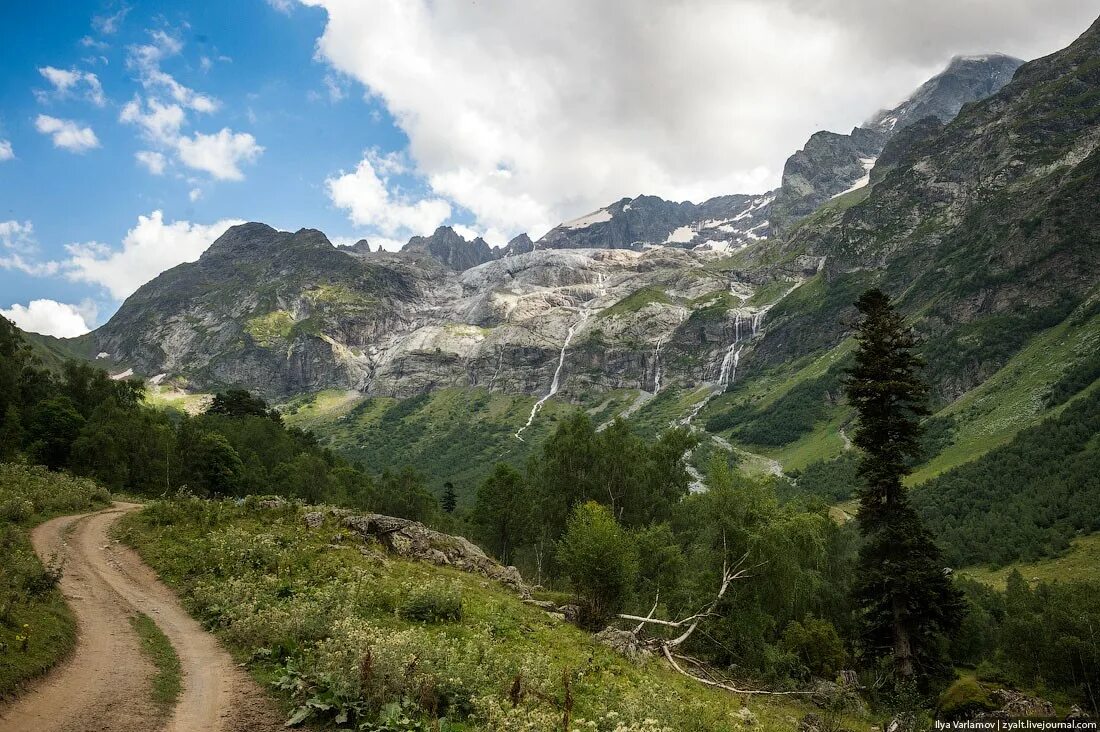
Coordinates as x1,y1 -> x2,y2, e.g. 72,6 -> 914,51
341,512 -> 530,596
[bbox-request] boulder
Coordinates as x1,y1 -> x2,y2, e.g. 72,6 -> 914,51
303,511 -> 323,529
343,513 -> 530,596
593,628 -> 650,662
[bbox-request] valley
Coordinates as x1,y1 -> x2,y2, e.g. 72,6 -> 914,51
2,9 -> 1100,731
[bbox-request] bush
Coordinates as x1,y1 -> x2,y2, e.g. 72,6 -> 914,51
937,678 -> 996,721
779,618 -> 847,680
397,584 -> 463,623
555,502 -> 638,628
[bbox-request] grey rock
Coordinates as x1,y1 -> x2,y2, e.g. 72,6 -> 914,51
593,628 -> 650,662
342,513 -> 530,596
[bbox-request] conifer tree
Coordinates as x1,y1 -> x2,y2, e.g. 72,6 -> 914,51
844,289 -> 963,689
441,481 -> 458,513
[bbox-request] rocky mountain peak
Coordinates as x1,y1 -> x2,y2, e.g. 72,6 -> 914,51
200,223 -> 340,263
401,226 -> 499,271
864,53 -> 1023,133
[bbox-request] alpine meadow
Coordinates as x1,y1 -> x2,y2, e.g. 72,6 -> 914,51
1,3 -> 1099,732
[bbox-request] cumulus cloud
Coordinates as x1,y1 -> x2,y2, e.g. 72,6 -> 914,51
326,153 -> 451,237
118,32 -> 262,181
0,140 -> 12,161
37,66 -> 106,106
1,299 -> 92,338
299,0 -> 1097,239
135,150 -> 167,174
120,97 -> 185,143
62,210 -> 244,299
1,220 -> 37,252
35,115 -> 100,153
176,129 -> 264,181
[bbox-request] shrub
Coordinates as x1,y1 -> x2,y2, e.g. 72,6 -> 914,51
397,584 -> 463,623
779,617 -> 847,680
555,501 -> 638,628
937,678 -> 996,721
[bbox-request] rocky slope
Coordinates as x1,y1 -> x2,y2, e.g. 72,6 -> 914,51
756,16 -> 1099,401
82,222 -> 818,402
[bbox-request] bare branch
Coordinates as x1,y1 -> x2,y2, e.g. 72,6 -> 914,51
661,646 -> 812,696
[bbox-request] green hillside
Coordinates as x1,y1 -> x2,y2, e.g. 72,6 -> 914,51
117,497 -> 847,732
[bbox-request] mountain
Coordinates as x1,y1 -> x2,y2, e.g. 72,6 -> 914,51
533,53 -> 1022,249
401,226 -> 499,270
864,53 -> 1024,133
82,224 -> 447,395
52,17 -> 1100,494
757,16 -> 1098,398
531,193 -> 769,252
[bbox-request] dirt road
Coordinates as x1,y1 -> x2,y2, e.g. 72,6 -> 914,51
0,503 -> 283,732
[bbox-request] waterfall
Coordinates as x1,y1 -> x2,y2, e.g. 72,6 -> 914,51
487,347 -> 505,392
515,269 -> 604,441
652,336 -> 665,393
515,317 -> 583,441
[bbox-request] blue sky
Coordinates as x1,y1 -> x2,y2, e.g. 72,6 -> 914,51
0,1 -> 422,335
1,0 -> 1094,337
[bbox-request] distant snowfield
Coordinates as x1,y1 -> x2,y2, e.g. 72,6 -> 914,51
563,208 -> 613,229
832,157 -> 877,199
665,225 -> 695,243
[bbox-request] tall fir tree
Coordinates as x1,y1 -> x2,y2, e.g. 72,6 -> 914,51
441,481 -> 458,513
844,289 -> 964,690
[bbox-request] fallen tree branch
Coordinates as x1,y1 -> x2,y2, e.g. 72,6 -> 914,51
661,646 -> 813,696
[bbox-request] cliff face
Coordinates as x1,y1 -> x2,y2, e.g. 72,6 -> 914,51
86,224 -> 817,400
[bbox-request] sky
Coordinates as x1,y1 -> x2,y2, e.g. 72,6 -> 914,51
1,1 -> 1096,337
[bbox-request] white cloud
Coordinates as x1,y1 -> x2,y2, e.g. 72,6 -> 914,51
62,210 -> 244,299
301,0 -> 1098,239
189,187 -> 203,202
37,66 -> 106,107
0,140 -> 12,161
135,150 -> 167,174
0,220 -> 36,252
176,129 -> 264,181
120,97 -> 185,143
81,35 -> 110,51
92,7 -> 130,35
267,0 -> 295,14
0,220 -> 59,275
1,299 -> 91,338
118,32 -> 262,181
34,115 -> 100,153
127,31 -> 219,113
326,153 -> 451,237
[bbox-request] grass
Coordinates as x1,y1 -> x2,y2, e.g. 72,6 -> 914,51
144,384 -> 213,415
286,387 -> 587,500
129,611 -> 182,713
909,305 -> 1100,484
0,463 -> 112,698
245,310 -> 296,348
958,532 -> 1100,589
598,287 -> 671,318
117,496 -> 851,732
761,410 -> 851,472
